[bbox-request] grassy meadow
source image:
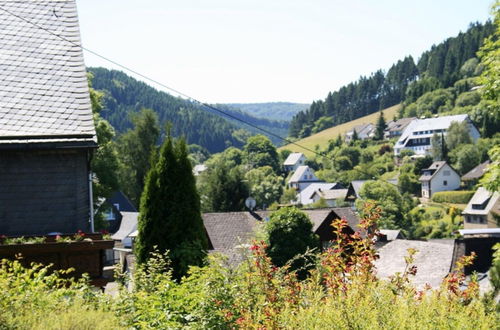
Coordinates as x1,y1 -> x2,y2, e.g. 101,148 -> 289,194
279,104 -> 401,157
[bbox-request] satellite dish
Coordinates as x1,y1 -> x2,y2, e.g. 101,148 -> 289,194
245,196 -> 256,211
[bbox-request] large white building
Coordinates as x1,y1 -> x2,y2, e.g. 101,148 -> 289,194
394,114 -> 480,157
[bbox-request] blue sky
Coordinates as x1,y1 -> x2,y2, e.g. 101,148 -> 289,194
77,0 -> 493,104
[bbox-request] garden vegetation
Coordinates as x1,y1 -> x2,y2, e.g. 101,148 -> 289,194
1,204 -> 498,329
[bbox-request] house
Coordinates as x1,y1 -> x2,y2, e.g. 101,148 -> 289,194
378,229 -> 405,241
111,212 -> 139,249
283,152 -> 307,172
419,161 -> 460,198
298,182 -> 343,205
0,0 -> 97,235
394,114 -> 480,157
193,164 -> 207,176
345,123 -> 374,143
202,208 -> 360,265
384,117 -> 415,139
344,180 -> 368,206
310,189 -> 349,207
287,165 -> 322,192
101,191 -> 137,233
462,187 -> 499,229
461,161 -> 491,189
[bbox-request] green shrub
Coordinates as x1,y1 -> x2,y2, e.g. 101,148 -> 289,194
431,190 -> 475,204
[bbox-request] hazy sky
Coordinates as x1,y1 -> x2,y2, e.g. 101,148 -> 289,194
77,0 -> 493,104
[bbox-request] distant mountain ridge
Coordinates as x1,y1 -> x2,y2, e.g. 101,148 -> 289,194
225,102 -> 309,121
88,67 -> 294,151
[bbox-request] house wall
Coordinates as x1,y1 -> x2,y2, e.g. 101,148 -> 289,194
0,149 -> 91,235
429,165 -> 460,197
464,199 -> 500,229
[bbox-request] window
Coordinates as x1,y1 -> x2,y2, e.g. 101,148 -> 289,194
443,180 -> 447,186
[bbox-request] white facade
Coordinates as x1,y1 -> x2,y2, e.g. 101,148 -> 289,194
394,114 -> 480,157
283,152 -> 307,172
420,162 -> 460,198
288,165 -> 321,192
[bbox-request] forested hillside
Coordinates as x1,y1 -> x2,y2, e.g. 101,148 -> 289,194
289,22 -> 494,139
226,102 -> 309,121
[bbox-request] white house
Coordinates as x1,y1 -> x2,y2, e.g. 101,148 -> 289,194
298,182 -> 343,205
283,152 -> 307,172
287,165 -> 322,192
462,187 -> 500,229
345,123 -> 374,143
394,114 -> 480,157
419,161 -> 460,198
310,189 -> 349,207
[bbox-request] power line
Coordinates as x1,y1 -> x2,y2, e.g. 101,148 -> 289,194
0,5 -> 385,181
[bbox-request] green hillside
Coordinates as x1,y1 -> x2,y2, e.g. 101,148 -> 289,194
279,104 -> 401,157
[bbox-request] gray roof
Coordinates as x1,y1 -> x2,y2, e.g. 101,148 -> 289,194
375,239 -> 454,288
350,180 -> 368,198
283,152 -> 305,166
463,187 -> 500,216
462,161 -> 491,181
111,212 -> 138,241
299,183 -> 337,205
397,114 -> 470,145
419,161 -> 447,181
202,208 -> 361,265
314,189 -> 348,201
386,117 -> 415,132
379,229 -> 403,241
0,0 -> 96,146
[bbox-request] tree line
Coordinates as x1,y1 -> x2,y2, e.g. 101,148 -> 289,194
289,21 -> 494,139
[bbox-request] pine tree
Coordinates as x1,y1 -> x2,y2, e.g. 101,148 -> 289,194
135,131 -> 208,279
374,111 -> 387,140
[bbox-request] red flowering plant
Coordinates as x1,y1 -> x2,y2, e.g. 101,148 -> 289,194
230,241 -> 303,329
441,252 -> 478,303
316,202 -> 381,296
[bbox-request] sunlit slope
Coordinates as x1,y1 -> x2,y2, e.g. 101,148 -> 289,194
279,104 -> 401,157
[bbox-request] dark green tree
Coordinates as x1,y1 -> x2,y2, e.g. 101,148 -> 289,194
88,74 -> 120,230
445,121 -> 473,152
374,111 -> 387,140
265,207 -> 320,275
117,108 -> 160,207
202,161 -> 249,212
135,132 -> 208,279
431,133 -> 448,161
244,135 -> 280,172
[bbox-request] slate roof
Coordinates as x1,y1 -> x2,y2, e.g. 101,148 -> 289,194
0,0 -> 96,146
350,180 -> 368,198
462,161 -> 491,181
284,152 -> 305,166
419,161 -> 448,181
202,208 -> 361,265
298,182 -> 337,205
463,187 -> 500,216
375,239 -> 454,288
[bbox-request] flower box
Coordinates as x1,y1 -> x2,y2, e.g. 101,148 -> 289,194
0,233 -> 114,287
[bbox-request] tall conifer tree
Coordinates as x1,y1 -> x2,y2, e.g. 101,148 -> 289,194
135,130 -> 207,279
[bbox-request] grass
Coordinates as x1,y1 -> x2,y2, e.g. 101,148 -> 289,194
279,104 -> 402,157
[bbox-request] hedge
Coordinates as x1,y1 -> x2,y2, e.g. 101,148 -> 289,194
431,190 -> 475,204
